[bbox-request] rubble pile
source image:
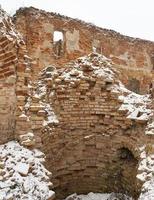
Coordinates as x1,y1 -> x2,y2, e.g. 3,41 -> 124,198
0,141 -> 55,200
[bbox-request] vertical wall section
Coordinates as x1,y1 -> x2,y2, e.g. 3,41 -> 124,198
0,8 -> 33,144
0,35 -> 17,143
0,9 -> 20,143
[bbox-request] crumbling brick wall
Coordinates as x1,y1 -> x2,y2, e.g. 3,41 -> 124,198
0,9 -> 21,144
0,36 -> 16,143
0,8 -> 33,144
19,53 -> 151,199
0,7 -> 154,200
41,55 -> 148,199
14,7 -> 154,93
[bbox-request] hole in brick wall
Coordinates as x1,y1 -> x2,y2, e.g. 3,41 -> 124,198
149,83 -> 153,90
44,139 -> 139,200
151,54 -> 154,70
80,90 -> 86,95
118,147 -> 137,162
127,78 -> 140,94
88,80 -> 96,89
53,31 -> 63,42
89,96 -> 95,101
24,77 -> 28,86
53,31 -> 64,58
149,82 -> 154,95
136,111 -> 142,118
79,97 -> 85,100
115,147 -> 138,198
105,81 -> 112,86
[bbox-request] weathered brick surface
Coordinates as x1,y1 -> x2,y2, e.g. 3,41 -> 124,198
0,9 -> 33,145
0,10 -> 18,144
0,6 -> 154,200
14,7 -> 154,93
18,53 -> 152,199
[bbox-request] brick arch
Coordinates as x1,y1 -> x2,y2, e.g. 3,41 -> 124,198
42,130 -> 140,199
117,141 -> 140,160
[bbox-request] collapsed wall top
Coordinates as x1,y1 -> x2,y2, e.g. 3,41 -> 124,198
0,7 -> 23,44
13,6 -> 154,93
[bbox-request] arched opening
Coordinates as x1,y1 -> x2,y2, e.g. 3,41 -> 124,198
118,147 -> 137,162
115,147 -> 138,198
43,134 -> 139,200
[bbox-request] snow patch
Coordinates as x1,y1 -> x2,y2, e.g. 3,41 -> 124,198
65,192 -> 132,200
0,141 -> 54,200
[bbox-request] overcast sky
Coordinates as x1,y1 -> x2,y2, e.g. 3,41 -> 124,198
1,0 -> 154,41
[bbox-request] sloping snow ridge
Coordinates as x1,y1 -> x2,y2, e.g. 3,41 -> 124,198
111,81 -> 152,122
117,86 -> 152,121
0,141 -> 55,200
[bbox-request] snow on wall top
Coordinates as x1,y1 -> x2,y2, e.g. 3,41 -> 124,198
55,53 -> 152,122
114,83 -> 152,122
32,53 -> 153,125
62,53 -> 116,82
0,141 -> 55,200
20,52 -> 153,148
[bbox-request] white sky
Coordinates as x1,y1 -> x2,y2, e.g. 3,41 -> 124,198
1,0 -> 154,42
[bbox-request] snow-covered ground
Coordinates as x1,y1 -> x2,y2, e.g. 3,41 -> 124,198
0,141 -> 55,200
65,192 -> 133,200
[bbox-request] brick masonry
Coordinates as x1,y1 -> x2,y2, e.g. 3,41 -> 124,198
17,53 -> 152,199
0,6 -> 154,200
14,7 -> 154,94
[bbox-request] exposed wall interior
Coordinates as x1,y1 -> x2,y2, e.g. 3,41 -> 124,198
0,6 -> 154,200
14,7 -> 154,93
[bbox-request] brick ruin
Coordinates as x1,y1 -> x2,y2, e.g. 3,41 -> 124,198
0,6 -> 154,200
14,7 -> 154,94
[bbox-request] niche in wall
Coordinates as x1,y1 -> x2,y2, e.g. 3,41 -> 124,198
53,31 -> 64,58
118,147 -> 137,163
151,54 -> 154,71
127,78 -> 140,94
